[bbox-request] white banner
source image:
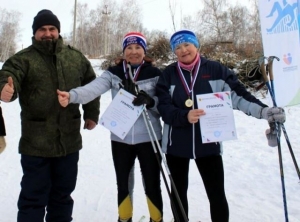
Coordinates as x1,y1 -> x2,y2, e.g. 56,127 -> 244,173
259,0 -> 300,106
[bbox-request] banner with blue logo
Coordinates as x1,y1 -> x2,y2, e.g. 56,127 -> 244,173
259,0 -> 300,106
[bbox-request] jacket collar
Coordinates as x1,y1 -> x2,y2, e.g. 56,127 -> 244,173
31,35 -> 63,55
170,56 -> 208,68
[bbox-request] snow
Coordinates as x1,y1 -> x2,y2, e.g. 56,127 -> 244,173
0,60 -> 299,222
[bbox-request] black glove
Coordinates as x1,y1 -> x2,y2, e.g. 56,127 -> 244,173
122,79 -> 136,95
132,90 -> 155,108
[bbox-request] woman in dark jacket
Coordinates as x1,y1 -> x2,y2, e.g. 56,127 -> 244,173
156,29 -> 286,222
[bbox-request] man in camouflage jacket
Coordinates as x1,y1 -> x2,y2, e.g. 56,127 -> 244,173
0,10 -> 100,222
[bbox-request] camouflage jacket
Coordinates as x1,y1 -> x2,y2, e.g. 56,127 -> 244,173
0,36 -> 100,157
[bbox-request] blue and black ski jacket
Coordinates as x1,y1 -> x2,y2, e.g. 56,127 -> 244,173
156,57 -> 268,159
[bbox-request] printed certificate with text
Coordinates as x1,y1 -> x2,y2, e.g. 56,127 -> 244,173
196,91 -> 237,143
99,88 -> 144,140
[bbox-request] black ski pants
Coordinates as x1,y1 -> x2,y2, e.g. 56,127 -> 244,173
0,106 -> 6,136
17,151 -> 79,222
111,140 -> 163,222
166,154 -> 229,222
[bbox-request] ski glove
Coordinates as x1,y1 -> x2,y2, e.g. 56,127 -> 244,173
121,79 -> 136,96
265,128 -> 278,147
132,90 -> 155,108
261,107 -> 286,124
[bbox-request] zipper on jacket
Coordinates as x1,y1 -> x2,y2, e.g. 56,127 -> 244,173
169,127 -> 172,146
131,68 -> 137,144
190,71 -> 196,159
131,125 -> 135,144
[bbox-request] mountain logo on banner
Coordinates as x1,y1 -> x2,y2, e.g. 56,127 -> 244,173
265,0 -> 298,34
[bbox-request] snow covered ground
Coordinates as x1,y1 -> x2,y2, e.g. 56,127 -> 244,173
0,60 -> 299,222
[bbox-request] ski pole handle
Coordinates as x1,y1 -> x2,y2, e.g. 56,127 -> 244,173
259,56 -> 277,105
259,56 -> 269,83
267,56 -> 280,81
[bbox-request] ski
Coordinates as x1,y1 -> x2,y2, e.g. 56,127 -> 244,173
138,215 -> 146,222
168,219 -> 201,222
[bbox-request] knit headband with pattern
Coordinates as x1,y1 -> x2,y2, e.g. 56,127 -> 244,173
170,30 -> 200,52
122,32 -> 147,52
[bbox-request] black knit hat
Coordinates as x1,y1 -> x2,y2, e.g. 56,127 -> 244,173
32,9 -> 60,34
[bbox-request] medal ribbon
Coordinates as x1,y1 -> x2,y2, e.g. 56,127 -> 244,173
123,60 -> 144,81
176,59 -> 201,98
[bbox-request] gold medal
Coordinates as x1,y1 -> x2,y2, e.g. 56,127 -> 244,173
185,99 -> 193,107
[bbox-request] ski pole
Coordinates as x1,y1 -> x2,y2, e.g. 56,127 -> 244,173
267,56 -> 300,181
267,56 -> 279,100
127,63 -> 188,222
259,56 -> 289,222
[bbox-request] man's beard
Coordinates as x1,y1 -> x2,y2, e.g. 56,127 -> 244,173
41,37 -> 54,41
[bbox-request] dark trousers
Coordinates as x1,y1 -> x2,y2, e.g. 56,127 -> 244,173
0,106 -> 6,136
111,141 -> 163,221
17,151 -> 79,222
166,154 -> 229,222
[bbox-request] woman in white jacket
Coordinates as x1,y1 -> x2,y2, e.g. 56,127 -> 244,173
57,32 -> 163,222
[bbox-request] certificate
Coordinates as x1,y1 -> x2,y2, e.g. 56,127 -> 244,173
196,91 -> 237,143
99,88 -> 144,140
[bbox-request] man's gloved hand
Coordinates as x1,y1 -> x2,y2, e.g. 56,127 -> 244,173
132,90 -> 154,108
265,127 -> 278,147
261,107 -> 286,123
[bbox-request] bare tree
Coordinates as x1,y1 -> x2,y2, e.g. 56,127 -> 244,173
87,8 -> 104,56
68,0 -> 263,59
110,0 -> 144,53
196,0 -> 228,43
227,5 -> 249,46
0,8 -> 20,61
168,0 -> 177,32
72,0 -> 144,57
247,0 -> 263,55
75,3 -> 90,53
181,15 -> 199,32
